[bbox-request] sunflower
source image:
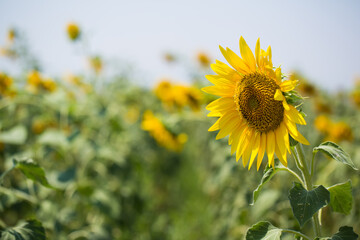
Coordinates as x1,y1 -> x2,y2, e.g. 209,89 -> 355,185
67,22 -> 81,41
203,37 -> 309,170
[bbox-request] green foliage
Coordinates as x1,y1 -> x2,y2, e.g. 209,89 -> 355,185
0,125 -> 27,145
251,163 -> 282,205
245,221 -> 282,240
328,181 -> 353,215
13,159 -> 54,189
330,226 -> 358,240
0,219 -> 46,240
288,182 -> 330,227
313,142 -> 358,170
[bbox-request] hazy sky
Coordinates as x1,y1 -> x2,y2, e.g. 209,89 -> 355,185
0,0 -> 359,90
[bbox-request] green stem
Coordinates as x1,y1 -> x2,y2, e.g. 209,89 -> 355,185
292,144 -> 321,237
280,167 -> 305,186
310,151 -> 317,179
282,229 -> 311,240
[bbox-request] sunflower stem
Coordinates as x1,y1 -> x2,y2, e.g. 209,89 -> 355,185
292,144 -> 321,238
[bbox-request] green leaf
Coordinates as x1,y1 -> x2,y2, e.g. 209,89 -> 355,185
0,125 -> 27,145
245,221 -> 282,240
328,181 -> 353,215
288,182 -> 330,227
330,226 -> 358,240
0,219 -> 46,240
313,142 -> 358,170
38,130 -> 68,149
13,159 -> 54,189
251,163 -> 282,205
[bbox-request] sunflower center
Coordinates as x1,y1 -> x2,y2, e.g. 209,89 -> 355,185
235,72 -> 284,133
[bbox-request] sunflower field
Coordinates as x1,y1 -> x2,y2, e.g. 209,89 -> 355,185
0,24 -> 359,240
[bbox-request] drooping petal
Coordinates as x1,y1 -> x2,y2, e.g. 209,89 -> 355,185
230,122 -> 247,155
274,89 -> 284,101
275,125 -> 288,164
242,129 -> 255,167
284,117 -> 310,145
248,132 -> 260,170
216,111 -> 241,139
208,118 -> 220,132
285,105 -> 306,125
266,130 -> 275,166
256,134 -> 267,170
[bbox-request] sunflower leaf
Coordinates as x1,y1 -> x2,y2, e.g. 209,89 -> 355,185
313,142 -> 358,170
0,219 -> 47,240
251,162 -> 282,205
13,159 -> 55,189
330,226 -> 358,240
288,182 -> 330,227
245,221 -> 282,240
328,180 -> 353,215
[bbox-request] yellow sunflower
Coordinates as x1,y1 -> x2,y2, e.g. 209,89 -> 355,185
203,37 -> 309,170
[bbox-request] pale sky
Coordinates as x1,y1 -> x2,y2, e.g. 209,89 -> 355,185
0,0 -> 359,91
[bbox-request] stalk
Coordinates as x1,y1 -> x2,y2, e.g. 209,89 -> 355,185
291,144 -> 321,237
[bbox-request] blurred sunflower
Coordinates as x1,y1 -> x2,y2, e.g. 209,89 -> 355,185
0,72 -> 13,96
7,28 -> 16,43
27,70 -> 57,93
197,52 -> 211,68
154,80 -> 203,111
89,56 -> 103,74
314,115 -> 331,134
203,37 -> 309,170
66,22 -> 81,41
141,110 -> 187,152
328,121 -> 353,143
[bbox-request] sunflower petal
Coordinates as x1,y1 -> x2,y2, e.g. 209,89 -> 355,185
255,38 -> 260,68
248,132 -> 260,170
239,36 -> 257,71
280,80 -> 298,92
256,134 -> 266,170
242,129 -> 255,167
216,111 -> 241,139
286,105 -> 306,125
275,125 -> 288,165
202,85 -> 234,97
208,118 -> 220,132
205,74 -> 234,86
266,130 -> 275,166
274,89 -> 284,101
230,122 -> 247,155
284,117 -> 310,145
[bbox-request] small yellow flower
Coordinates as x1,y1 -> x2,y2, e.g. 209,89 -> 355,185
67,22 -> 81,41
141,110 -> 187,152
203,37 -> 309,170
197,52 -> 211,68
